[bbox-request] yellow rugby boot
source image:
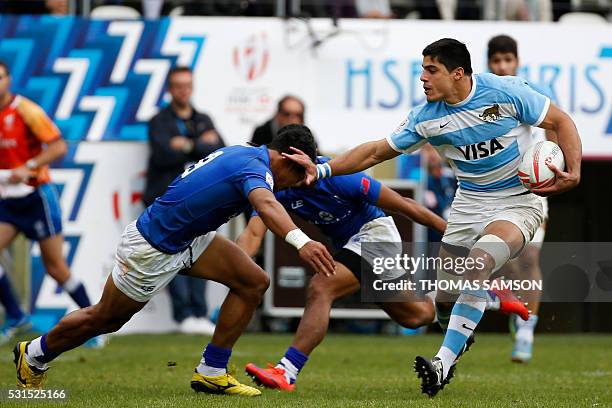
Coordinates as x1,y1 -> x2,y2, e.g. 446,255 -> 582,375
14,342 -> 47,388
190,369 -> 261,396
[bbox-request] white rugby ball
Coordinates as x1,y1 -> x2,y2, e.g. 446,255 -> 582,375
518,141 -> 565,190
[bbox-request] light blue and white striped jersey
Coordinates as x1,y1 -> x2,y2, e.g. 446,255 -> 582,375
387,73 -> 550,197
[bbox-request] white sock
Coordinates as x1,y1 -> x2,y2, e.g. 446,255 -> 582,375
435,346 -> 456,378
485,290 -> 501,311
196,355 -> 226,377
25,337 -> 48,370
515,314 -> 538,343
277,357 -> 298,384
62,275 -> 81,293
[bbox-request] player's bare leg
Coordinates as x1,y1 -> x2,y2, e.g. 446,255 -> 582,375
186,235 -> 268,396
246,262 -> 435,391
187,235 -> 270,349
504,240 -> 543,363
14,276 -> 146,387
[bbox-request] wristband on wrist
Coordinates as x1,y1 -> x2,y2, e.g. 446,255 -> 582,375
285,228 -> 312,250
316,163 -> 332,180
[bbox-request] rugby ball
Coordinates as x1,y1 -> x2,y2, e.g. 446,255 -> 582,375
518,141 -> 565,190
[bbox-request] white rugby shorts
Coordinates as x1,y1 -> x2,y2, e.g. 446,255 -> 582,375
343,216 -> 405,280
442,189 -> 544,251
111,221 -> 216,302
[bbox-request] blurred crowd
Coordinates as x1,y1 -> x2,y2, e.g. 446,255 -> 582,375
1,0 -> 611,21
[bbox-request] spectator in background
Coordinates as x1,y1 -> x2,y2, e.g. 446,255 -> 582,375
251,95 -> 305,147
143,66 -> 224,335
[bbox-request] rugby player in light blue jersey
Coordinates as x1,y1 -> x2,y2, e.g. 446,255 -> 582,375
285,38 -> 581,397
238,156 -> 528,392
14,124 -> 335,396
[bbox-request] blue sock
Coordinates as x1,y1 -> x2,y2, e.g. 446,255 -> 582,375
203,343 -> 232,369
277,346 -> 309,383
67,283 -> 91,309
435,289 -> 487,377
283,346 -> 308,372
0,268 -> 25,320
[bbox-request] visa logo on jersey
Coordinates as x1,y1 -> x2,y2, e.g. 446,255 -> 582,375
457,138 -> 504,160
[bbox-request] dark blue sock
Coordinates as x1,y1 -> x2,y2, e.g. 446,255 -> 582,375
0,272 -> 25,320
203,343 -> 231,369
284,346 -> 308,372
68,283 -> 91,309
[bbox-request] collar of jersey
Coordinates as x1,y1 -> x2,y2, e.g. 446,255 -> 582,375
445,74 -> 477,108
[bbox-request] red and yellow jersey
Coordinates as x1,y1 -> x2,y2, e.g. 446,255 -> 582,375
0,95 -> 62,186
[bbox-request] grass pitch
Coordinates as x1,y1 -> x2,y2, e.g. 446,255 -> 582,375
1,333 -> 611,407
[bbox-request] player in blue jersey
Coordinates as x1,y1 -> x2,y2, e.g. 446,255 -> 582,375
487,34 -> 555,364
285,38 -> 581,397
13,125 -> 335,396
237,156 -> 528,391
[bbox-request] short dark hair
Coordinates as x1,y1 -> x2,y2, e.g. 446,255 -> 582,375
487,35 -> 518,60
0,60 -> 10,76
268,124 -> 317,164
422,38 -> 473,75
277,95 -> 305,115
167,66 -> 192,84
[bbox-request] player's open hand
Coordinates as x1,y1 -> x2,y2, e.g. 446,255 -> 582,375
282,147 -> 317,185
531,163 -> 580,196
298,241 -> 336,276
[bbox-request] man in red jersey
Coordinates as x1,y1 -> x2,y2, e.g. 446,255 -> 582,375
0,60 -> 100,347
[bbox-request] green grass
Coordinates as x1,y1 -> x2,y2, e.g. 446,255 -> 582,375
1,333 -> 611,407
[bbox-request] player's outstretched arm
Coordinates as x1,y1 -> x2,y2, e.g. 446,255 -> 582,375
248,188 -> 336,276
283,139 -> 400,185
236,216 -> 267,258
533,103 -> 582,196
376,185 -> 447,234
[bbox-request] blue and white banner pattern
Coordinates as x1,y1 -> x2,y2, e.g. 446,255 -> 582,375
0,16 -> 204,141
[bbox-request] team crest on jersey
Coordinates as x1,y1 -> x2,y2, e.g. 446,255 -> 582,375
266,171 -> 274,189
393,117 -> 408,134
479,104 -> 502,122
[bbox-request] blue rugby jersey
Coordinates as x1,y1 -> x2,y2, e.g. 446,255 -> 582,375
137,145 -> 274,254
255,158 -> 386,249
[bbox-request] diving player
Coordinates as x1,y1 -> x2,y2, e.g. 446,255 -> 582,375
238,156 -> 529,391
284,39 -> 581,397
14,124 -> 335,396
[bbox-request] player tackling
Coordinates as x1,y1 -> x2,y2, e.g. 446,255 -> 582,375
284,38 -> 581,397
14,125 -> 334,396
